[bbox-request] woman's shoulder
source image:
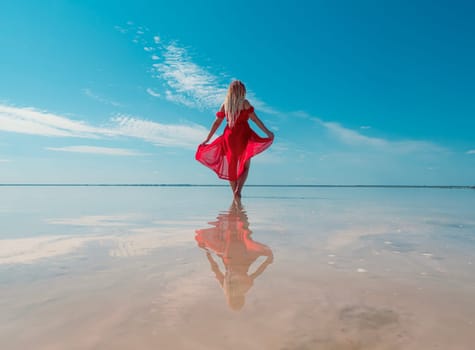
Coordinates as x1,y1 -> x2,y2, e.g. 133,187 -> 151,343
216,104 -> 226,118
243,100 -> 254,113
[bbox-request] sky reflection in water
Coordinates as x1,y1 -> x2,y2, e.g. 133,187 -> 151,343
0,186 -> 474,349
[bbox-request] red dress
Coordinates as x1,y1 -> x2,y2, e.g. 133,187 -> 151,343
195,106 -> 273,181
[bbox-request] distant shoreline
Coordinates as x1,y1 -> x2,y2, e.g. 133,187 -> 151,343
0,184 -> 473,189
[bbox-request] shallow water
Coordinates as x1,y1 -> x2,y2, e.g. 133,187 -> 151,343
0,186 -> 474,349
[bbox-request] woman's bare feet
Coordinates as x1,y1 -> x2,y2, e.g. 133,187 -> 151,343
233,191 -> 242,205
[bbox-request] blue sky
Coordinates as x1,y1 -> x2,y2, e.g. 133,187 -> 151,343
0,0 -> 474,185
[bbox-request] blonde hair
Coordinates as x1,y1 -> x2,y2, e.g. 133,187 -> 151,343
224,80 -> 246,128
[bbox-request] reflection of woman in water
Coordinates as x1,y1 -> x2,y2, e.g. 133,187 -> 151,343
195,200 -> 273,311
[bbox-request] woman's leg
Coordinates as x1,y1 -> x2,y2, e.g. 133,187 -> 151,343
235,160 -> 250,197
229,180 -> 237,195
228,153 -> 239,196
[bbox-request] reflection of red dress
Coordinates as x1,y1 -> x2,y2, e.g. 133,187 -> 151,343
195,207 -> 273,271
195,106 -> 273,181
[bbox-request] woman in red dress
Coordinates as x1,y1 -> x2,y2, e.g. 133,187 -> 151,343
195,200 -> 273,311
196,80 -> 274,198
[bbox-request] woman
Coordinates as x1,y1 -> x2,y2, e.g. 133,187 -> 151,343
196,80 -> 274,198
195,200 -> 274,311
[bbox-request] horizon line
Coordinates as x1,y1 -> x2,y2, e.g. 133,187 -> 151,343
0,183 -> 473,189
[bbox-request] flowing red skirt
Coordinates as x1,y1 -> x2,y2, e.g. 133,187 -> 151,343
195,122 -> 273,181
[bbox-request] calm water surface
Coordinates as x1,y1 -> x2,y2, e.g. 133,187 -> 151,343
0,186 -> 474,349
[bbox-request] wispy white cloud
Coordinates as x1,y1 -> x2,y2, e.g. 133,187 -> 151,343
82,88 -> 122,107
117,24 -> 278,115
146,88 -> 161,97
318,119 -> 388,147
317,118 -> 446,153
246,91 -> 280,115
46,145 -> 146,156
164,90 -> 197,108
0,228 -> 191,264
0,236 -> 99,265
112,115 -> 207,148
0,212 -> 194,264
114,25 -> 128,34
153,43 -> 227,109
115,22 -> 148,45
287,111 -> 447,154
148,42 -> 279,115
46,214 -> 141,226
0,159 -> 10,162
467,150 -> 475,154
0,104 -> 110,138
0,104 -> 207,150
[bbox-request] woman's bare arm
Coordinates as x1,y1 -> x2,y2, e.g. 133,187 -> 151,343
249,112 -> 274,139
249,254 -> 273,280
206,251 -> 224,286
245,100 -> 274,139
201,117 -> 224,145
